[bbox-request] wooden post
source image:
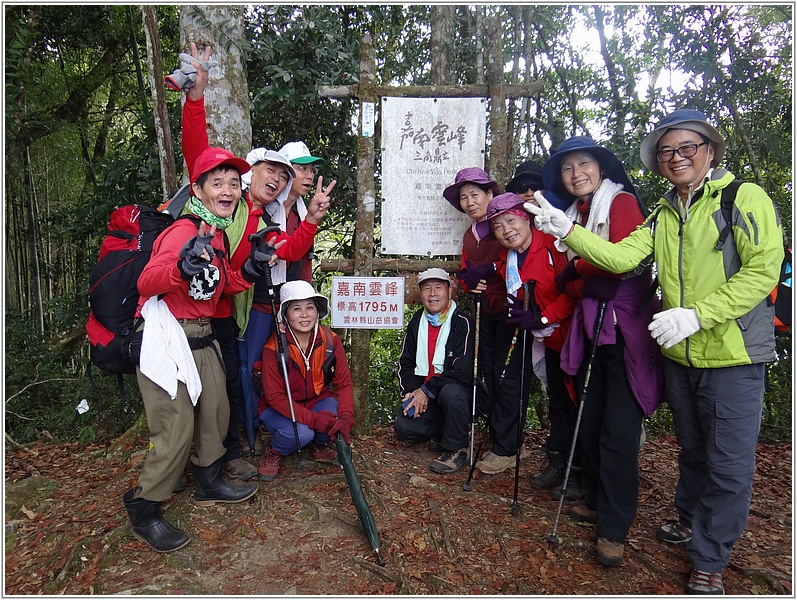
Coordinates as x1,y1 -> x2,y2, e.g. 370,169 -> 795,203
350,33 -> 377,435
486,13 -> 509,184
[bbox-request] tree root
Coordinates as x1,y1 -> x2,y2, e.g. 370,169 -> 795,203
421,572 -> 465,594
729,561 -> 790,594
426,497 -> 454,558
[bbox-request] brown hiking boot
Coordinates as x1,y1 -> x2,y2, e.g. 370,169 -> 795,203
222,457 -> 258,480
569,503 -> 597,524
596,537 -> 624,567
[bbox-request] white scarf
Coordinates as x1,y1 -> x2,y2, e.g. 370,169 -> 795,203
555,178 -> 624,256
415,300 -> 457,378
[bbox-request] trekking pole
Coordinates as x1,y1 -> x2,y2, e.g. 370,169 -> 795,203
255,228 -> 304,460
546,300 -> 607,548
462,294 -> 481,491
511,282 -> 531,516
463,317 -> 522,492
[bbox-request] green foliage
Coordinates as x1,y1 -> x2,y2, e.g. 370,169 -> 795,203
367,322 -> 406,425
5,308 -> 144,444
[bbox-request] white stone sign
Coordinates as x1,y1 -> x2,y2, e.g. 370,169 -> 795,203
330,276 -> 405,329
380,97 -> 486,256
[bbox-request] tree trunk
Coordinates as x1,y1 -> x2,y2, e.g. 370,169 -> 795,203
24,146 -> 44,334
142,6 -> 177,197
430,6 -> 455,86
486,14 -> 509,184
179,4 -> 251,171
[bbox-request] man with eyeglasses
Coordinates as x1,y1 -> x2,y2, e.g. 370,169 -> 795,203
525,108 -> 783,595
278,141 -> 328,282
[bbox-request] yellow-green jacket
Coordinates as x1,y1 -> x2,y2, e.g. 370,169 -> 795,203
563,168 -> 783,368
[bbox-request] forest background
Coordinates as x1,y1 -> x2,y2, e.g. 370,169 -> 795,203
4,4 -> 793,448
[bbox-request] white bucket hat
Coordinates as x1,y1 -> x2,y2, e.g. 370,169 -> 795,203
279,280 -> 329,321
417,267 -> 451,286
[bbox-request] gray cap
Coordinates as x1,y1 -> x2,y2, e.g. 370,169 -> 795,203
417,268 -> 451,286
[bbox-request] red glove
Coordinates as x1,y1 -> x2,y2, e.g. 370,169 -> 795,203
329,413 -> 355,445
310,410 -> 337,435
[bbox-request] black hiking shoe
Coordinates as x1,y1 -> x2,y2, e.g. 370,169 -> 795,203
430,448 -> 468,474
531,458 -> 566,490
427,437 -> 444,453
657,521 -> 692,544
552,468 -> 585,501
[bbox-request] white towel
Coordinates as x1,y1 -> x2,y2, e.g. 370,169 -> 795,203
505,249 -> 523,296
555,178 -> 624,253
139,297 -> 202,405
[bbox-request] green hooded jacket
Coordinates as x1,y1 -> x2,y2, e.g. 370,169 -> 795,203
563,169 -> 783,368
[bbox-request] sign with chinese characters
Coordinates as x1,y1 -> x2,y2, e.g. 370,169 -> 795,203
331,276 -> 405,329
381,97 -> 486,256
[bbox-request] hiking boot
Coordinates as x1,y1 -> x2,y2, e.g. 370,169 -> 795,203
686,569 -> 724,595
430,448 -> 468,474
551,469 -> 586,501
192,459 -> 258,506
222,457 -> 258,480
596,537 -> 624,567
123,488 -> 190,553
569,503 -> 597,524
530,458 -> 566,490
657,521 -> 692,544
475,451 -> 516,475
309,442 -> 336,462
427,437 -> 444,453
258,448 -> 282,482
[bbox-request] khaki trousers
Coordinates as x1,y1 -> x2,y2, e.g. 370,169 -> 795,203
134,322 -> 229,502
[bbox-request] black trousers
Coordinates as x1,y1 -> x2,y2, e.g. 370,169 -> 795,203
393,383 -> 471,451
576,326 -> 642,543
488,327 -> 534,457
211,316 -> 243,462
545,347 -> 578,464
475,311 -> 519,423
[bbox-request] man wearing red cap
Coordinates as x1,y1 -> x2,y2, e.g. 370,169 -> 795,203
122,144 -> 272,552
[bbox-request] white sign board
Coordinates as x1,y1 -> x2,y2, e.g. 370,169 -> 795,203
330,276 -> 405,329
381,97 -> 486,256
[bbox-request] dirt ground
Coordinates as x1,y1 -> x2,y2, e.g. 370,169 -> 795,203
4,425 -> 792,596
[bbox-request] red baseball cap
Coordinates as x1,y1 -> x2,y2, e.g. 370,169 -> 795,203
191,147 -> 251,184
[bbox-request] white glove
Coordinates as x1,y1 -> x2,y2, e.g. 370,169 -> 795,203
531,324 -> 557,341
648,307 -> 701,349
524,191 -> 574,239
178,52 -> 218,73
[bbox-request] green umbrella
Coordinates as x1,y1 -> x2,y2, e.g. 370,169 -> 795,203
334,433 -> 386,566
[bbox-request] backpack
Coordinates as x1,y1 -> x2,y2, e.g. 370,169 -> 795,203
715,180 -> 791,334
637,180 -> 790,334
84,186 -> 196,397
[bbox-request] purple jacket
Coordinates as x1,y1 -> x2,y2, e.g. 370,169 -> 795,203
560,272 -> 664,417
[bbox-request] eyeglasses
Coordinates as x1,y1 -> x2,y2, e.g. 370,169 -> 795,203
656,142 -> 708,163
293,164 -> 318,175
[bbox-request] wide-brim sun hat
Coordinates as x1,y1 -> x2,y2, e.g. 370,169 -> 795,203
417,267 -> 451,286
191,147 -> 251,185
640,109 -> 725,176
505,160 -> 544,194
279,280 -> 329,321
278,141 -> 326,165
474,192 -> 530,238
541,136 -> 638,205
241,148 -> 297,188
442,167 -> 501,212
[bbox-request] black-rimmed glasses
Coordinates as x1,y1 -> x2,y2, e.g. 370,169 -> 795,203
656,142 -> 708,163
